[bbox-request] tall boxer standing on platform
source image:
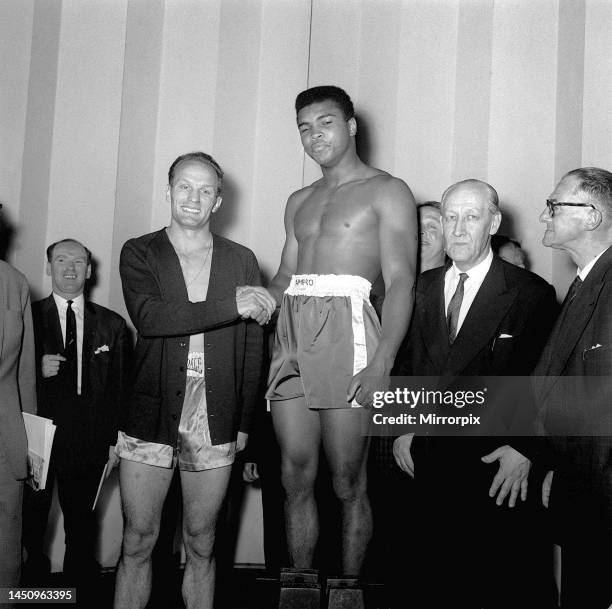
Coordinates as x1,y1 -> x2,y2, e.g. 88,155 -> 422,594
261,86 -> 417,574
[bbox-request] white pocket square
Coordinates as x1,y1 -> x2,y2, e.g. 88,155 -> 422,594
94,344 -> 109,355
498,334 -> 513,339
587,343 -> 602,351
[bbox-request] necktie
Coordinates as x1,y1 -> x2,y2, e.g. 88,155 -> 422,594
65,300 -> 78,394
447,272 -> 468,344
566,275 -> 582,304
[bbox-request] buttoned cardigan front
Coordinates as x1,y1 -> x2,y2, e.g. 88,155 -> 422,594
120,229 -> 263,447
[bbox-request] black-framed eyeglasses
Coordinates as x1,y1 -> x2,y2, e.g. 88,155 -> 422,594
546,199 -> 596,217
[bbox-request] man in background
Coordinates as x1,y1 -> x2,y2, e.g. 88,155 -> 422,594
26,238 -> 130,600
492,234 -> 527,269
0,201 -> 37,593
417,201 -> 446,272
536,167 -> 612,608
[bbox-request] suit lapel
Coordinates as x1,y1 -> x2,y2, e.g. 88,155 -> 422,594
541,275 -> 604,377
419,270 -> 450,371
444,258 -> 516,375
535,246 -> 612,403
82,301 -> 96,397
42,295 -> 64,353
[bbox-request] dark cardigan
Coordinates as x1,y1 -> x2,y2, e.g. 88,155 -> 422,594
120,229 -> 264,447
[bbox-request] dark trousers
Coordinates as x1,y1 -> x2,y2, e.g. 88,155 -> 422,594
22,457 -> 104,609
368,436 -> 415,606
414,441 -> 557,608
560,538 -> 612,609
23,392 -> 106,597
549,477 -> 612,608
55,462 -> 103,583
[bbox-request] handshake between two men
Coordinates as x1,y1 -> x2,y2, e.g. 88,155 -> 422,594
236,285 -> 277,325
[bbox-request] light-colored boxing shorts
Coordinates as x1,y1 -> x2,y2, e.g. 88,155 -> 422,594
116,365 -> 235,471
266,274 -> 381,409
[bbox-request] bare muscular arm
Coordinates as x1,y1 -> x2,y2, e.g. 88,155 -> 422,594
267,189 -> 305,304
347,178 -> 417,406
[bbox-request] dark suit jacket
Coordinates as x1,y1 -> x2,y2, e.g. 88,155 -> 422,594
0,261 -> 37,480
32,295 -> 130,466
398,256 -> 557,463
534,244 -> 612,537
120,229 -> 263,447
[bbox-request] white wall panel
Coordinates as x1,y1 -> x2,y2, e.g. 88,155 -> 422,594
247,0 -> 311,278
44,0 -> 128,305
151,0 -> 222,232
394,0 -> 459,202
582,0 -> 612,169
488,0 -> 558,287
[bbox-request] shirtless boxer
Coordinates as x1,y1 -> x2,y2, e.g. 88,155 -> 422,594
261,86 -> 417,573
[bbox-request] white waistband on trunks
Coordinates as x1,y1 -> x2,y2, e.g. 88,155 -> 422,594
285,274 -> 372,299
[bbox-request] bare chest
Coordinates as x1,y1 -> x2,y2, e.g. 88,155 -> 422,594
176,249 -> 212,302
294,187 -> 377,242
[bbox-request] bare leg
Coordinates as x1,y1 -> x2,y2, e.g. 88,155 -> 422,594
180,465 -> 232,609
271,398 -> 321,568
320,408 -> 371,575
113,459 -> 174,609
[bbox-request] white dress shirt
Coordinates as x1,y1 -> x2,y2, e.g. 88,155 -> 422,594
444,248 -> 494,337
578,247 -> 607,281
52,292 -> 85,395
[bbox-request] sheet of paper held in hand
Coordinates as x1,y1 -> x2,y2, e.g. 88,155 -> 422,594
23,413 -> 56,491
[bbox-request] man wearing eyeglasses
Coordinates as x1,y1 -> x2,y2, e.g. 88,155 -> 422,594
535,167 -> 612,608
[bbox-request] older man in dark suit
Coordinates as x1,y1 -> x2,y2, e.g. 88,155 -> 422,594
535,167 -> 612,609
394,180 -> 557,607
0,250 -> 37,591
26,238 -> 130,594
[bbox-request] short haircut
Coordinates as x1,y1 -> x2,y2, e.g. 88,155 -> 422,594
491,234 -> 521,253
440,179 -> 499,214
418,201 -> 441,212
46,239 -> 92,265
564,167 -> 612,215
295,85 -> 355,121
168,152 -> 224,193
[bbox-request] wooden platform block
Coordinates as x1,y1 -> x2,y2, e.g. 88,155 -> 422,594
278,583 -> 322,609
280,568 -> 320,586
326,577 -> 365,609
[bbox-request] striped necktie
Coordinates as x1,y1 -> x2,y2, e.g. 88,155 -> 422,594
447,272 -> 468,344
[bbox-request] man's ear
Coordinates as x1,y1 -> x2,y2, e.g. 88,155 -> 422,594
45,261 -> 51,277
348,117 -> 357,137
212,196 -> 223,213
584,207 -> 602,231
166,185 -> 171,203
86,264 -> 92,280
490,211 -> 502,235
